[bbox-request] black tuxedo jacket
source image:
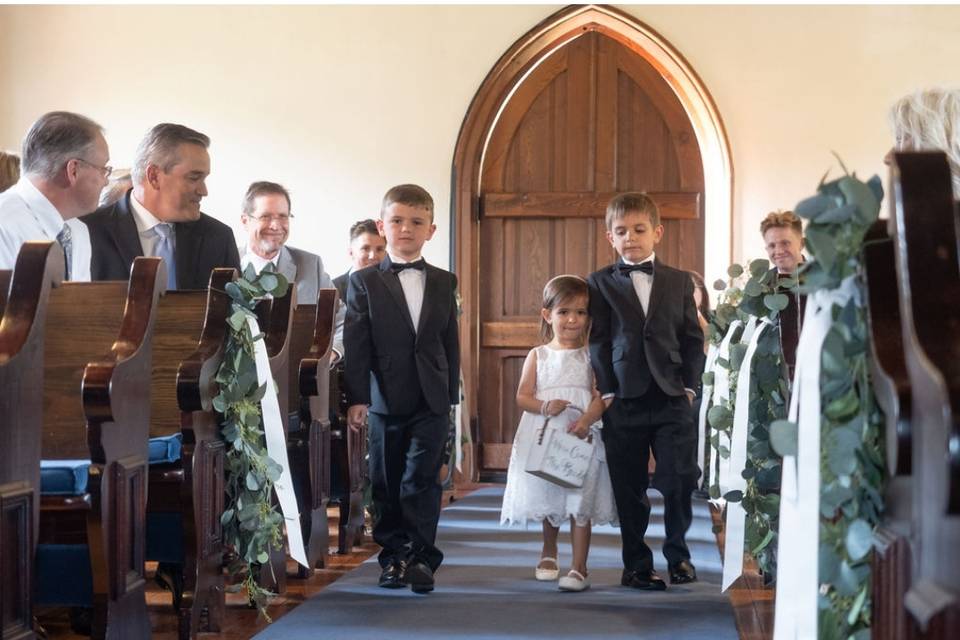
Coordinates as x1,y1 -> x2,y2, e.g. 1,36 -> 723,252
343,257 -> 459,416
82,190 -> 241,289
588,258 -> 705,399
333,271 -> 349,302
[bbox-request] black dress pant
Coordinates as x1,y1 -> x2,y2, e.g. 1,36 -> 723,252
368,404 -> 448,571
602,386 -> 698,572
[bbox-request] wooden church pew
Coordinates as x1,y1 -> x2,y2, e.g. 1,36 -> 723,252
0,244 -> 62,640
286,289 -> 339,575
886,151 -> 960,637
863,217 -> 915,640
35,252 -> 164,639
145,269 -> 234,640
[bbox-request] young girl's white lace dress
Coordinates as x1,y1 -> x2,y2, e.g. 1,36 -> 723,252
500,345 -> 618,527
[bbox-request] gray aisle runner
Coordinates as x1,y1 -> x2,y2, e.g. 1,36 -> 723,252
254,488 -> 739,640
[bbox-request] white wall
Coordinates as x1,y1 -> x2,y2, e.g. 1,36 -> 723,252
1,4 -> 958,280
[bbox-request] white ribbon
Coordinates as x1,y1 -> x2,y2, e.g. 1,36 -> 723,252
711,319 -> 742,501
247,316 -> 309,568
773,275 -> 859,639
697,342 -> 720,489
722,317 -> 772,591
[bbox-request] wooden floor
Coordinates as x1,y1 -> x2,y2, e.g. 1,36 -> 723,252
37,488 -> 773,639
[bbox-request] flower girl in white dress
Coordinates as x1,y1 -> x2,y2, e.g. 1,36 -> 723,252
500,275 -> 618,592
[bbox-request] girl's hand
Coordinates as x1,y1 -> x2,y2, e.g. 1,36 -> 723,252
543,399 -> 570,416
568,418 -> 591,439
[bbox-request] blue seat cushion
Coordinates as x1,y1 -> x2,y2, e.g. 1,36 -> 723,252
39,459 -> 90,496
148,433 -> 182,465
35,544 -> 93,606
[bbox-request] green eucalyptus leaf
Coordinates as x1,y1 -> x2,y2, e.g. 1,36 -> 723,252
763,293 -> 790,312
259,273 -> 278,291
727,263 -> 744,278
708,405 -> 733,430
769,419 -> 797,457
713,278 -> 728,291
743,280 -> 763,297
795,194 -> 835,219
723,489 -> 743,502
844,519 -> 873,562
749,259 -> 771,278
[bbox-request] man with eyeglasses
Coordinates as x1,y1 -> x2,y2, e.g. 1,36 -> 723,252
83,123 -> 240,290
0,111 -> 110,280
239,180 -> 344,358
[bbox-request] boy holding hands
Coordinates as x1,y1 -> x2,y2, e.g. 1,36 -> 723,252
588,193 -> 705,590
344,184 -> 459,594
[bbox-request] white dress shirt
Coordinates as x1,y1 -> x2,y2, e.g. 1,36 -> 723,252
390,253 -> 426,333
0,177 -> 91,281
622,252 -> 656,314
241,250 -> 278,275
128,194 -> 177,257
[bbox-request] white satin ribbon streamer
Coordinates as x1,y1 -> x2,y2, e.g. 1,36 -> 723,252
721,317 -> 758,494
711,319 -> 742,501
773,276 -> 859,639
248,316 -> 309,567
722,317 -> 771,591
697,343 -> 720,489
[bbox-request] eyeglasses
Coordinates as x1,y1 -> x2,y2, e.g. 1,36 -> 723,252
247,213 -> 294,223
74,157 -> 113,179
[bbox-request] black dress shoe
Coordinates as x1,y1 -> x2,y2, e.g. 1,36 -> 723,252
378,560 -> 407,589
621,569 -> 667,591
668,560 -> 698,584
405,561 -> 435,594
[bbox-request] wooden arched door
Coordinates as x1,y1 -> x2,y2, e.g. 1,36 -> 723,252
453,5 -> 730,478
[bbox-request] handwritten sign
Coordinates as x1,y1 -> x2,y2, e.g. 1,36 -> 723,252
524,408 -> 594,488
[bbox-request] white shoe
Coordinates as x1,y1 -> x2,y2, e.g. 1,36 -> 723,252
558,569 -> 590,592
535,557 -> 559,581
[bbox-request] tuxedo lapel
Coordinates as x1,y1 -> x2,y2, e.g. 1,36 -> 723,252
415,265 -> 441,340
174,219 -> 202,289
378,257 -> 416,334
645,259 -> 668,321
612,262 -> 646,322
113,193 -> 145,270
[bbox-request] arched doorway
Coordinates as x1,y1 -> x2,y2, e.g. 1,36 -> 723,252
452,4 -> 732,479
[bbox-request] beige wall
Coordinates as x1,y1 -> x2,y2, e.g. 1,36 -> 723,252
1,4 -> 957,282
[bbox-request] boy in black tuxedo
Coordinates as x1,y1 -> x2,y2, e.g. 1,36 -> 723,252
587,193 -> 705,590
344,184 -> 459,594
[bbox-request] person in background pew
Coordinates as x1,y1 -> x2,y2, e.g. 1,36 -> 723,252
83,123 -> 240,290
0,111 -> 110,280
344,184 -> 460,594
239,180 -> 344,358
333,218 -> 387,301
761,210 -> 805,378
98,168 -> 132,207
888,87 -> 960,198
0,150 -> 20,192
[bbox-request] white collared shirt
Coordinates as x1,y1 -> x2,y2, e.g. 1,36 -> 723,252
0,177 -> 91,281
622,252 -> 656,314
241,250 -> 278,275
390,252 -> 426,333
129,194 -> 176,258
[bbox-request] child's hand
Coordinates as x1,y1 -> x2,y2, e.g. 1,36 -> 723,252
542,399 -> 570,416
567,419 -> 591,440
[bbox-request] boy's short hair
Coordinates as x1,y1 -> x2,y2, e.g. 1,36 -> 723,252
381,184 -> 434,220
606,192 -> 660,229
349,218 -> 379,241
760,210 -> 802,236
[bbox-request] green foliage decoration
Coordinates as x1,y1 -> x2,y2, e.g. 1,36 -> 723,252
214,264 -> 290,618
706,258 -> 790,579
778,163 -> 885,639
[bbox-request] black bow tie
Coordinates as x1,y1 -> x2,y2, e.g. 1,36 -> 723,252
618,261 -> 654,276
390,259 -> 426,273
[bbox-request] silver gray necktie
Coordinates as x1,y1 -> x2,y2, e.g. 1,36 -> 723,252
56,223 -> 72,280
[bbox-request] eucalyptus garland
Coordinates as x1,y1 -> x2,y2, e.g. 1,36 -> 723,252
214,265 -> 290,617
706,258 -> 790,578
769,167 -> 885,639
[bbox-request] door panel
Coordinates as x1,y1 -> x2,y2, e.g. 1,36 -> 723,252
477,30 -> 705,473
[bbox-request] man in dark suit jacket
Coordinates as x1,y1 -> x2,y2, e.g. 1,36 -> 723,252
344,185 -> 459,594
83,123 -> 239,289
333,218 -> 386,301
588,193 -> 705,591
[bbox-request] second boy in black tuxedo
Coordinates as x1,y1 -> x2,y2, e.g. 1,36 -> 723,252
344,185 -> 459,594
588,193 -> 705,590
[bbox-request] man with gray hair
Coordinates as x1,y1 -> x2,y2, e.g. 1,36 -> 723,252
0,111 -> 111,279
83,122 -> 239,289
